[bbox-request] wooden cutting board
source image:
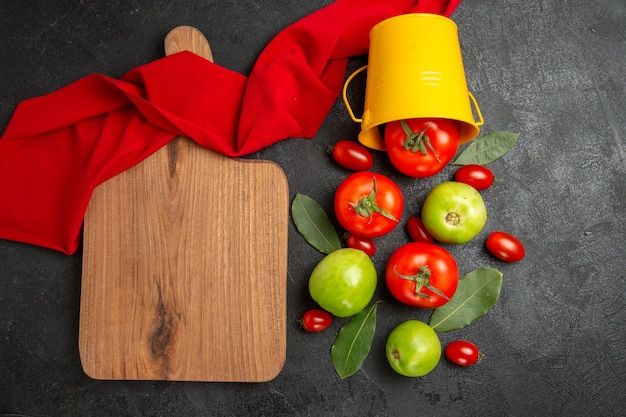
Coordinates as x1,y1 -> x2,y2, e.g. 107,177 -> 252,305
79,26 -> 288,382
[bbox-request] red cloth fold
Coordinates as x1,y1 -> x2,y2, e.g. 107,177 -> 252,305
0,0 -> 460,254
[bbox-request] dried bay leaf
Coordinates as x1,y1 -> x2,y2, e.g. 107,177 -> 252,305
452,131 -> 519,165
291,193 -> 341,254
331,301 -> 380,379
429,268 -> 503,332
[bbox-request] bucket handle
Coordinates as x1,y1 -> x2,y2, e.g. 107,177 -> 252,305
342,65 -> 368,123
469,92 -> 485,127
344,64 -> 485,128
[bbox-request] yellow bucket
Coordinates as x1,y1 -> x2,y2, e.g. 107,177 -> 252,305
343,13 -> 484,151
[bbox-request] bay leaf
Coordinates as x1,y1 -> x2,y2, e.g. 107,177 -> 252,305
429,268 -> 503,332
291,193 -> 341,254
451,131 -> 519,165
331,301 -> 380,379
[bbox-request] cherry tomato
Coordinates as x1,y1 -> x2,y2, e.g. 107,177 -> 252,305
300,309 -> 333,332
384,118 -> 460,178
334,172 -> 404,238
346,234 -> 376,257
406,216 -> 434,243
445,340 -> 481,366
385,242 -> 459,308
486,231 -> 525,262
454,164 -> 494,190
328,140 -> 374,171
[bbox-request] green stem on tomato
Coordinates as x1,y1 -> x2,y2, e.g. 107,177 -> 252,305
400,120 -> 441,163
393,265 -> 449,300
349,177 -> 399,223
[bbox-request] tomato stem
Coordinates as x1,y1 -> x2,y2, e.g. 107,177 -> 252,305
349,177 -> 399,223
393,265 -> 449,300
400,120 -> 441,163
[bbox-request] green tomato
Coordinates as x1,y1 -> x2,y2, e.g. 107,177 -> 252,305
386,320 -> 441,377
421,181 -> 487,244
309,248 -> 377,317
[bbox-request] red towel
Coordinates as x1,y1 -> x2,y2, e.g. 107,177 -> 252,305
0,0 -> 460,254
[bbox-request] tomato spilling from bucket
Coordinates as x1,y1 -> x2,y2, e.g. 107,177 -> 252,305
384,118 -> 460,178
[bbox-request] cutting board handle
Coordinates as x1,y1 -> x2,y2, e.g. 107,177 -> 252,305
164,26 -> 214,62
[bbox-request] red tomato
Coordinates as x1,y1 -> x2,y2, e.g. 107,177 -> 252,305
385,242 -> 458,308
406,216 -> 434,243
454,164 -> 494,190
445,340 -> 481,366
300,309 -> 333,332
346,234 -> 376,257
334,172 -> 404,238
384,118 -> 460,178
486,231 -> 525,262
328,140 -> 374,171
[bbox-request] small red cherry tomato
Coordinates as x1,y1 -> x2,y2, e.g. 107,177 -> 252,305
300,309 -> 333,332
346,234 -> 377,257
328,140 -> 374,171
486,231 -> 525,262
445,340 -> 481,366
406,216 -> 434,243
454,164 -> 494,190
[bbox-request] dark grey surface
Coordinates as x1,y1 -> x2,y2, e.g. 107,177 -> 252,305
1,1 -> 625,416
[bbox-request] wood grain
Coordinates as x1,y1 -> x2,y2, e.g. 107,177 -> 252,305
79,27 -> 288,382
